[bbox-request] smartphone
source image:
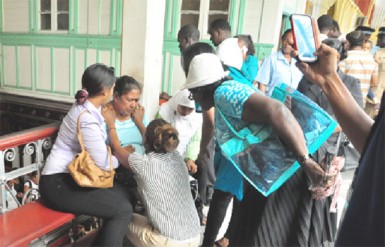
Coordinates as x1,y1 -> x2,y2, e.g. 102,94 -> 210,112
290,14 -> 318,62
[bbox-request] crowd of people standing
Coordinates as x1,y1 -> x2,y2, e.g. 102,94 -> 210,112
32,14 -> 385,247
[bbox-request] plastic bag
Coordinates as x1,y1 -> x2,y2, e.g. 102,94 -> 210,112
216,84 -> 337,196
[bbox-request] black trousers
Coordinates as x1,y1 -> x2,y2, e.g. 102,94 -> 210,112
201,189 -> 233,246
40,173 -> 133,247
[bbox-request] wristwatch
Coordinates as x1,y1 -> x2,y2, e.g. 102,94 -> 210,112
297,154 -> 310,165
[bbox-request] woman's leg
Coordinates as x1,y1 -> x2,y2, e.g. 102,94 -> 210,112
201,189 -> 233,246
40,173 -> 133,247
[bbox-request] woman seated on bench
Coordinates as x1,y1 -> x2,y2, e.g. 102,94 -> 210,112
39,64 -> 133,247
102,110 -> 201,247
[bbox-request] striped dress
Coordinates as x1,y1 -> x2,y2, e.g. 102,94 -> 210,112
339,50 -> 378,106
128,151 -> 200,241
231,170 -> 337,246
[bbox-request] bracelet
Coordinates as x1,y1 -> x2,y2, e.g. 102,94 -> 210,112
297,154 -> 310,165
108,127 -> 116,131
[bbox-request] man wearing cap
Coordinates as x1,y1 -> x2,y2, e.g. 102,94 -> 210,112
255,29 -> 303,96
355,25 -> 378,54
355,25 -> 375,41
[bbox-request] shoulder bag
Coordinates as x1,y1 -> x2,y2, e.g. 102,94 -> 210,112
215,84 -> 337,196
68,110 -> 115,188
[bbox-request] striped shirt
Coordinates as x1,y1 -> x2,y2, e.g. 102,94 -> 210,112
128,151 -> 200,241
340,50 -> 378,106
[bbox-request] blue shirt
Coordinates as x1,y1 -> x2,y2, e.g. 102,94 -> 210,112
255,50 -> 303,96
106,115 -> 149,155
213,80 -> 259,200
241,55 -> 259,82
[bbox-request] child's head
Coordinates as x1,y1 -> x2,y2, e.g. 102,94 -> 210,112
144,119 -> 179,153
362,40 -> 372,52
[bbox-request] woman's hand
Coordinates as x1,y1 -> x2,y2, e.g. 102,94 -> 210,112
132,104 -> 145,127
295,44 -> 340,88
186,159 -> 198,174
123,145 -> 136,154
301,158 -> 326,188
102,105 -> 116,128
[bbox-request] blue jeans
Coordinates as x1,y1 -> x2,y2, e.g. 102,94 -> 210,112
40,173 -> 133,246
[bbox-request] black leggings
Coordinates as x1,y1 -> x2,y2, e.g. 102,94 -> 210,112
40,173 -> 133,247
202,189 -> 233,246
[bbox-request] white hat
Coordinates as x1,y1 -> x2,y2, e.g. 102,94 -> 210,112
216,38 -> 243,70
181,53 -> 225,90
176,89 -> 195,109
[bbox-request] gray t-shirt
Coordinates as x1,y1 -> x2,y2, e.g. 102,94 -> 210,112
128,151 -> 200,240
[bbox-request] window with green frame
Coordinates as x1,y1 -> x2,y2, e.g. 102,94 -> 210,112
180,0 -> 230,40
40,0 -> 69,31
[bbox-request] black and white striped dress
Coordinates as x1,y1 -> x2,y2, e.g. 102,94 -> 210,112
128,151 -> 200,241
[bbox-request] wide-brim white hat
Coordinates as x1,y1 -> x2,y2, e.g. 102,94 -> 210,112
181,53 -> 226,90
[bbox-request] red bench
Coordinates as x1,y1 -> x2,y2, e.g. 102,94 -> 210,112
0,201 -> 75,247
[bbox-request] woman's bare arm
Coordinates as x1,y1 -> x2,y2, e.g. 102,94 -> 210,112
296,45 -> 374,153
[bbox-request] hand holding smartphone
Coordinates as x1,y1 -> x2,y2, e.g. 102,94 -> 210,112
290,14 -> 319,63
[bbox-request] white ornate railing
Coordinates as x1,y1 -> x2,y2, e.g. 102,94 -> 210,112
0,123 -> 60,213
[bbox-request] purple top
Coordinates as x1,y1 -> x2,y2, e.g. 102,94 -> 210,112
42,100 -> 119,175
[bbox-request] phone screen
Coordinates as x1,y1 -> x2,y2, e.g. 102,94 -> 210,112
290,14 -> 317,62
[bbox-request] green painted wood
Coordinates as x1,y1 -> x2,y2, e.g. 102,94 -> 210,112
228,0 -> 237,34
33,0 -> 38,32
237,0 -> 246,34
171,0 -> 179,38
282,14 -> 291,34
116,0 -> 122,36
255,43 -> 274,60
69,0 -> 75,34
74,0 -> 79,33
0,0 -> 3,32
163,0 -> 173,39
0,33 -> 121,49
110,0 -> 117,35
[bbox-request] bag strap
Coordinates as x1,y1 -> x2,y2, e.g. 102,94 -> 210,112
216,107 -> 246,140
76,110 -> 114,173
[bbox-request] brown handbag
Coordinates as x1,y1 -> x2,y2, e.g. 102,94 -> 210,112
68,110 -> 115,188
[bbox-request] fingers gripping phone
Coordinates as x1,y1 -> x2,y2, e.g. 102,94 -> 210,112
290,14 -> 318,62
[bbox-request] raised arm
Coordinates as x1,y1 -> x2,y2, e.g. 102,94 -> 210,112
131,104 -> 146,138
296,44 -> 374,153
102,107 -> 130,168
